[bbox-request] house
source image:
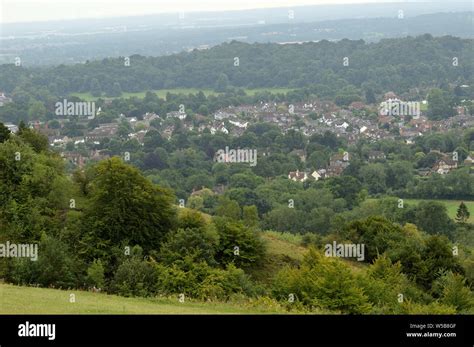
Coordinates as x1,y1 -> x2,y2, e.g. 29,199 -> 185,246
214,111 -> 235,121
464,155 -> 474,166
349,101 -> 366,110
310,170 -> 327,181
334,121 -> 349,130
166,111 -> 187,120
86,123 -> 118,141
432,158 -> 458,175
409,116 -> 431,132
378,114 -> 395,126
288,170 -> 308,182
129,130 -> 147,144
4,123 -> 18,133
417,168 -> 431,177
143,112 -> 161,125
229,120 -> 249,129
384,92 -> 399,100
62,152 -> 85,168
90,150 -> 110,162
327,152 -> 350,177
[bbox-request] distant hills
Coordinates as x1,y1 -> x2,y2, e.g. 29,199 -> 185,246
0,35 -> 472,98
0,9 -> 472,66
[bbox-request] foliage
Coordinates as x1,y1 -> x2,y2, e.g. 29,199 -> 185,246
213,217 -> 265,268
81,157 -> 176,256
272,248 -> 371,313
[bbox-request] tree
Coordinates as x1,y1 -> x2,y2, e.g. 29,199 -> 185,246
8,233 -> 78,288
432,271 -> 473,313
414,201 -> 454,236
360,163 -> 387,195
0,122 -> 11,143
159,210 -> 219,266
215,73 -> 229,92
421,235 -> 464,289
455,202 -> 470,224
342,216 -> 405,262
81,157 -> 176,255
108,82 -> 122,97
90,78 -> 102,97
214,217 -> 265,268
273,248 -> 371,313
27,101 -> 47,121
365,88 -> 376,104
242,205 -> 259,227
427,88 -> 454,120
18,127 -> 49,153
215,197 -> 241,220
327,176 -> 362,208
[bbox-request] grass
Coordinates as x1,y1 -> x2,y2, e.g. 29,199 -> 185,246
404,199 -> 474,223
248,231 -> 307,284
0,283 -> 291,314
70,88 -> 295,101
261,231 -> 307,262
262,230 -> 304,248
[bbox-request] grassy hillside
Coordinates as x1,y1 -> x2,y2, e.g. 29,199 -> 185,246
0,283 -> 293,314
247,231 -> 307,284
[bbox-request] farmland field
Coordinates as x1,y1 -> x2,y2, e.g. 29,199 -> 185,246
404,199 -> 474,223
70,88 -> 296,101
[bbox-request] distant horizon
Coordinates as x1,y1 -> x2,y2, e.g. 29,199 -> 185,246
0,0 -> 414,24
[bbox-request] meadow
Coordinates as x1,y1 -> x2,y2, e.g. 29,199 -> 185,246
404,199 -> 474,223
70,88 -> 295,101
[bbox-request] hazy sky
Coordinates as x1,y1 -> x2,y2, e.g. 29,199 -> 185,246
0,0 -> 404,23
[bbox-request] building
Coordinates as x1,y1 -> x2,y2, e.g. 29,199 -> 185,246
85,123 -> 119,141
288,170 -> 308,182
4,123 -> 18,133
464,155 -> 474,166
432,158 -> 458,175
327,152 -> 350,177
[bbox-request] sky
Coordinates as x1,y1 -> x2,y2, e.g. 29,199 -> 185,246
0,0 -> 405,24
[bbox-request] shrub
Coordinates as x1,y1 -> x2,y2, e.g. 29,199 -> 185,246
214,217 -> 265,268
7,233 -> 78,288
432,271 -> 474,313
86,259 -> 105,289
158,209 -> 219,266
357,254 -> 426,313
154,259 -> 255,300
110,246 -> 157,297
272,248 -> 372,314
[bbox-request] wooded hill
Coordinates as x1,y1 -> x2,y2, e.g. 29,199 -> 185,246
0,35 -> 472,97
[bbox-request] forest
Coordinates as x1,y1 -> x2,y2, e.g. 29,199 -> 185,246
0,35 -> 472,97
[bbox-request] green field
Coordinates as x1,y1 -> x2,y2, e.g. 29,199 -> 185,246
0,232 -> 307,314
0,283 -> 294,314
405,199 -> 474,223
70,88 -> 295,101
